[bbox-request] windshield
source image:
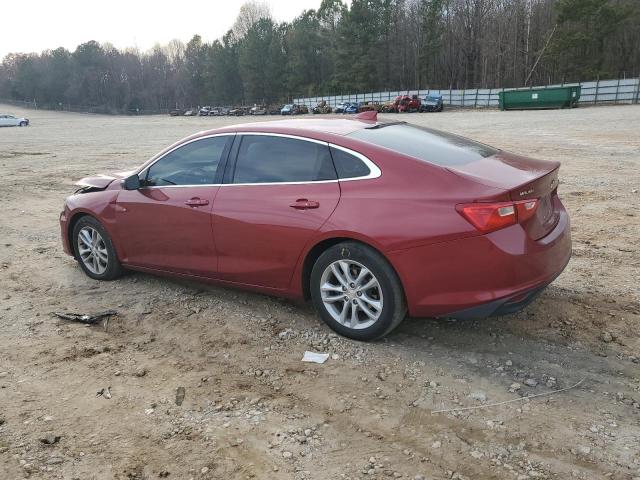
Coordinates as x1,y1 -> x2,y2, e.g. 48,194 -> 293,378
348,124 -> 498,166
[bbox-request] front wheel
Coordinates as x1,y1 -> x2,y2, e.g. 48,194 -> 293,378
19,121 -> 27,126
72,216 -> 123,280
310,242 -> 407,341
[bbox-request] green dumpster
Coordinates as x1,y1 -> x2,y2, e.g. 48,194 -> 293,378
499,86 -> 581,111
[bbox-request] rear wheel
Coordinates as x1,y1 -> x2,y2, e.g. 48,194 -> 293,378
72,216 -> 123,280
310,242 -> 406,341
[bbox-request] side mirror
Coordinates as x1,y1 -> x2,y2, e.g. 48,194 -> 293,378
123,173 -> 141,190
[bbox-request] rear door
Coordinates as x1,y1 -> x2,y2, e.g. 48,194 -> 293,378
212,133 -> 340,290
115,134 -> 233,276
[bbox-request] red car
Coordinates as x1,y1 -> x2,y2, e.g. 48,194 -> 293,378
392,95 -> 421,113
60,112 -> 571,341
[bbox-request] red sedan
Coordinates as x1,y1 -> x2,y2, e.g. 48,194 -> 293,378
60,112 -> 571,340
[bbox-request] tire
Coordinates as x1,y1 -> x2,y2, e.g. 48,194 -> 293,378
19,121 -> 26,126
72,216 -> 124,280
310,242 -> 407,341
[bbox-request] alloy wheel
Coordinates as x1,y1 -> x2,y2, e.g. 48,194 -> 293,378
77,226 -> 109,275
319,259 -> 384,330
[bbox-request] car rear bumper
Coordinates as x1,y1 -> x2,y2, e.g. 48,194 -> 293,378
442,268 -> 562,320
389,202 -> 571,318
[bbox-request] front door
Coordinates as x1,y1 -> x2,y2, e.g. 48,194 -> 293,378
115,134 -> 232,276
213,134 -> 340,289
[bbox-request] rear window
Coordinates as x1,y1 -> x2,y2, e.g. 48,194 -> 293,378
330,147 -> 370,179
348,124 -> 498,166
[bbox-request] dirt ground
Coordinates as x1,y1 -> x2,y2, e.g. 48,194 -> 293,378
0,104 -> 638,480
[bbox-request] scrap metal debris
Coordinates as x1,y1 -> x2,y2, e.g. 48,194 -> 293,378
96,387 -> 112,399
431,378 -> 586,414
53,310 -> 117,325
54,310 -> 117,331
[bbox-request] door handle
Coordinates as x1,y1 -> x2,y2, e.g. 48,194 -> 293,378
185,198 -> 209,207
289,199 -> 320,210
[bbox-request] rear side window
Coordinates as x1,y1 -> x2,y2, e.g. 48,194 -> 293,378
330,147 -> 371,179
146,136 -> 229,186
233,135 -> 336,184
348,124 -> 498,166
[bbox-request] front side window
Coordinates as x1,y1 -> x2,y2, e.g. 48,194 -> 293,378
232,135 -> 336,184
145,136 -> 230,186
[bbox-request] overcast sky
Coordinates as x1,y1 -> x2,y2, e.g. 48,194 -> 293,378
1,0 -> 325,59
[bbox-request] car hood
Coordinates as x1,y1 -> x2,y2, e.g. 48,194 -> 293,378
75,170 -> 135,189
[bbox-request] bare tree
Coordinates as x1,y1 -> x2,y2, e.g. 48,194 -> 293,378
232,1 -> 272,41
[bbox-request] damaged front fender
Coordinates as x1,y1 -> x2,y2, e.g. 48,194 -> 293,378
74,170 -> 135,193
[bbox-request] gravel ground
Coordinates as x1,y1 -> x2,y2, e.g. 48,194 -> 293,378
0,104 -> 639,480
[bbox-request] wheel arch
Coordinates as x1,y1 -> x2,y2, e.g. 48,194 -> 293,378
66,210 -> 120,260
298,234 -> 407,302
67,211 -> 92,259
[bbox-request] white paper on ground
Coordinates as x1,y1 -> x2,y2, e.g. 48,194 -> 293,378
301,351 -> 330,364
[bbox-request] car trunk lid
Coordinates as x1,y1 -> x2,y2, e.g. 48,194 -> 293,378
446,152 -> 561,240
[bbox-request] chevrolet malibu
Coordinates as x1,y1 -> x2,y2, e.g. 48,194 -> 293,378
60,112 -> 571,340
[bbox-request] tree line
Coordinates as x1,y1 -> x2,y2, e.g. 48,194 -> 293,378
1,0 -> 638,113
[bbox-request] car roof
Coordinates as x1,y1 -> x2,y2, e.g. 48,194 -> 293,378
200,117 -> 378,137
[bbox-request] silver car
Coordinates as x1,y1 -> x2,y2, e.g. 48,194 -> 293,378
0,114 -> 29,127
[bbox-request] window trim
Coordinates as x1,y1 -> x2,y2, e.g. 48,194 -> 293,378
137,133 -> 235,188
228,132 -> 337,186
136,132 -> 381,189
226,133 -> 381,186
328,143 -> 379,182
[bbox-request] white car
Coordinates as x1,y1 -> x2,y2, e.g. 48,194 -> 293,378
0,114 -> 29,127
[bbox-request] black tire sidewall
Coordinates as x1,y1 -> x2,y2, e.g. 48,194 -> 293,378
310,242 -> 406,341
72,216 -> 122,280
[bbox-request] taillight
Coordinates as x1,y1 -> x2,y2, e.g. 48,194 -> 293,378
515,199 -> 538,222
457,199 -> 538,233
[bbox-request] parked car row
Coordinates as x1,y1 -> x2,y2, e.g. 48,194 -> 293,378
285,94 -> 444,115
169,94 -> 444,118
170,105 -> 286,117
